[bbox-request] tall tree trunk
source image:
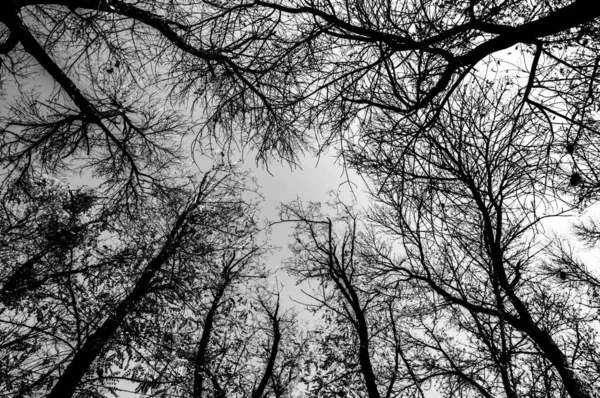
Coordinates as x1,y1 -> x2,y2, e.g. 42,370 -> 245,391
47,200 -> 197,398
252,300 -> 281,398
193,283 -> 227,398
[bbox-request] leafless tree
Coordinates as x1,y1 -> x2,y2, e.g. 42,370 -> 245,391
4,1 -> 600,171
361,80 -> 599,398
283,79 -> 600,398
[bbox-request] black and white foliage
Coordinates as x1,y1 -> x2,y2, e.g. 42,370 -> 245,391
2,1 -> 600,398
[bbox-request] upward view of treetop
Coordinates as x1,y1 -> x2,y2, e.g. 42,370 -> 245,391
3,0 -> 600,169
2,1 -> 600,398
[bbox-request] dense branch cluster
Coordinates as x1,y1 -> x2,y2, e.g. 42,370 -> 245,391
1,169 -> 304,398
2,1 -> 600,398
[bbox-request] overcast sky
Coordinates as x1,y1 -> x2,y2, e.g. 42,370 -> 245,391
239,152 -> 366,314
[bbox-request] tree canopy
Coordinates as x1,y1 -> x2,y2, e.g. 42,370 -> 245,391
3,1 -> 600,167
0,169 -> 305,398
2,1 -> 600,398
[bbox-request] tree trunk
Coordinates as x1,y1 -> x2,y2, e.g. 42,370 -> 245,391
47,200 -> 196,398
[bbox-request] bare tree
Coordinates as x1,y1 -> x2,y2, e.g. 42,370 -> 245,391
283,78 -> 600,398
360,80 -> 599,398
281,199 -> 401,398
4,2 -> 600,398
4,1 -> 600,170
0,0 -> 307,182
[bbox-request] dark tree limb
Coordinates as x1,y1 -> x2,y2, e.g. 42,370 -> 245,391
46,175 -> 211,398
193,263 -> 232,398
252,295 -> 281,398
0,28 -> 18,54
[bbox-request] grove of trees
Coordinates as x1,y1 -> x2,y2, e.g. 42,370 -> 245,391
2,1 -> 600,398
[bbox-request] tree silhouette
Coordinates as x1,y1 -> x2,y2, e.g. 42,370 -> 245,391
5,1 -> 599,168
3,2 -> 600,398
361,80 -> 599,398
0,167 -> 301,398
283,79 -> 600,398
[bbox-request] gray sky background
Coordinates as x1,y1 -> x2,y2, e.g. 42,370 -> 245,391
241,153 -> 366,314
